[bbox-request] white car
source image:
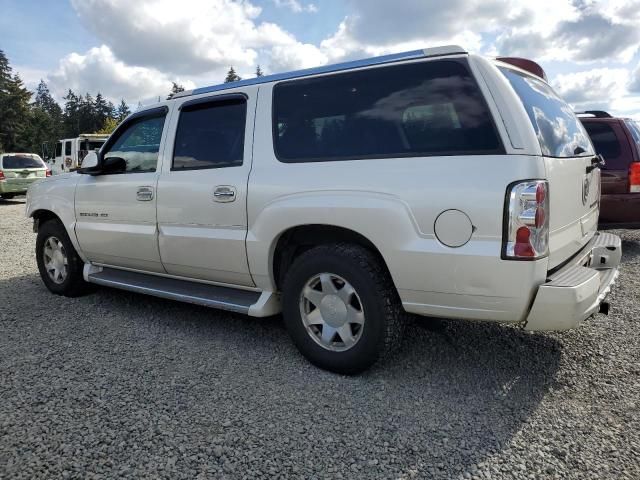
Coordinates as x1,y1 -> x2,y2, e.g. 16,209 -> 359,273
26,46 -> 621,373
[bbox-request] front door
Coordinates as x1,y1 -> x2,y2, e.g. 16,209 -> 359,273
75,107 -> 170,273
156,91 -> 256,286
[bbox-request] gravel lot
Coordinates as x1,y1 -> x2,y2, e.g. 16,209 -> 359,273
1,197 -> 639,480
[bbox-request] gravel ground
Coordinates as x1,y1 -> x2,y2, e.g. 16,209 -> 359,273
1,197 -> 639,480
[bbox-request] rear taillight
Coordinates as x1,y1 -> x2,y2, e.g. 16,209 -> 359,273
0,170 -> 4,180
46,169 -> 52,177
629,162 -> 640,193
503,180 -> 549,260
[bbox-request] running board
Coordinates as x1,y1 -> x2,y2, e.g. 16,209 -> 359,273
84,266 -> 280,316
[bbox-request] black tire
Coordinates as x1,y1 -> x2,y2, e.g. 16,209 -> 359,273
1,194 -> 15,199
282,243 -> 405,374
36,219 -> 89,297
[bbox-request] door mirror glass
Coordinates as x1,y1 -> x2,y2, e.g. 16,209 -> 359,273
82,151 -> 99,169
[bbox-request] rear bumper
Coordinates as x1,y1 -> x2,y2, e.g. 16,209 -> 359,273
0,182 -> 29,194
524,232 -> 621,331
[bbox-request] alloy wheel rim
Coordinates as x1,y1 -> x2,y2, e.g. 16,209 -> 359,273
299,273 -> 365,352
43,236 -> 68,284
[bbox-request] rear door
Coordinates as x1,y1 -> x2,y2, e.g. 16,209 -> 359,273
156,90 -> 256,287
581,120 -> 631,195
500,68 -> 598,268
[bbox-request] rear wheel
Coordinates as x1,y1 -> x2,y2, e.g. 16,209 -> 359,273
36,219 -> 89,297
282,243 -> 405,374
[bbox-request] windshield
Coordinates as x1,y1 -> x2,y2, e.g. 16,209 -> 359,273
2,155 -> 45,169
500,67 -> 593,158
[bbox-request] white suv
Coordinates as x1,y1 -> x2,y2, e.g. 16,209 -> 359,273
26,46 -> 621,373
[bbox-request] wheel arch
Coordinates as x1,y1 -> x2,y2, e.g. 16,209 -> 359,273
271,224 -> 396,293
31,209 -> 62,232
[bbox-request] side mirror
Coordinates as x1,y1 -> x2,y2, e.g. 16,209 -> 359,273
102,156 -> 127,174
81,151 -> 99,169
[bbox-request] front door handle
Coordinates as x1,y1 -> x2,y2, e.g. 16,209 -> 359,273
136,186 -> 154,201
213,186 -> 236,203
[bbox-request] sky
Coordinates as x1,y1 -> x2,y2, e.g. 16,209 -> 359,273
1,0 -> 640,119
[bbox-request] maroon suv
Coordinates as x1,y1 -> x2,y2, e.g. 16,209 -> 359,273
579,111 -> 640,229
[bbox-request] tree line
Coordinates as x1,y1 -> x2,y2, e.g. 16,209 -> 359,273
0,48 -> 265,156
0,49 -> 131,156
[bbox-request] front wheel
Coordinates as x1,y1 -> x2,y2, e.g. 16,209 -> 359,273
282,243 -> 405,374
36,219 -> 89,297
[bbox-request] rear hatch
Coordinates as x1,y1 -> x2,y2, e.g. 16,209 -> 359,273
499,67 -> 599,269
1,155 -> 47,187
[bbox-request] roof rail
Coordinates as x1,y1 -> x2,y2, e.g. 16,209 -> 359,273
576,110 -> 612,118
174,45 -> 467,99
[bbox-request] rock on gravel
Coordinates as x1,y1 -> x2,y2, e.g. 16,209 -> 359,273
1,198 -> 639,479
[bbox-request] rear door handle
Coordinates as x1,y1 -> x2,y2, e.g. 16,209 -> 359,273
136,186 -> 154,201
213,186 -> 236,203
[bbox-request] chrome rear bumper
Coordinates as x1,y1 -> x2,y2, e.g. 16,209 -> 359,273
524,232 -> 621,331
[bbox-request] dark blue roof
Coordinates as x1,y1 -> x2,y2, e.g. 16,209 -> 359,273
175,46 -> 467,99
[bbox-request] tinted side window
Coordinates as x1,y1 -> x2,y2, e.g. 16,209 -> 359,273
55,142 -> 62,157
500,67 -> 593,158
104,113 -> 166,173
64,141 -> 72,156
581,122 -> 623,169
273,59 -> 502,163
625,119 -> 640,148
173,98 -> 246,170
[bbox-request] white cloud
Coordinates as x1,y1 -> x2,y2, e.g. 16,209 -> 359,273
31,0 -> 639,120
272,0 -> 318,13
552,68 -> 629,111
630,63 -> 640,93
48,45 -> 195,104
70,0 -> 299,75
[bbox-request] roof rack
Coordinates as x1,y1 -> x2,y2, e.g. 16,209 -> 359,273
576,110 -> 612,118
173,45 -> 468,99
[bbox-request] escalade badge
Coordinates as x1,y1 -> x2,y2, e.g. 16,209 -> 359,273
582,176 -> 591,206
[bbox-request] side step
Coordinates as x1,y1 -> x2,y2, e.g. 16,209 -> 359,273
86,266 -> 264,315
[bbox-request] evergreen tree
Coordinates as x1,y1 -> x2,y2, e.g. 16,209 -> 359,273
116,99 -> 131,121
29,80 -> 63,157
1,73 -> 32,151
0,50 -> 32,152
224,67 -> 241,83
167,82 -> 185,99
256,65 -> 264,77
94,93 -> 111,132
63,89 -> 80,137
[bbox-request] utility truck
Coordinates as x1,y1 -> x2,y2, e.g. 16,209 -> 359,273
45,134 -> 109,175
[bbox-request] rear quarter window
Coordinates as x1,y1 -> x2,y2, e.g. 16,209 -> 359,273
273,59 -> 503,163
500,67 -> 593,158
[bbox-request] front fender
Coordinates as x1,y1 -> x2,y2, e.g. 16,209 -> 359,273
26,174 -> 85,261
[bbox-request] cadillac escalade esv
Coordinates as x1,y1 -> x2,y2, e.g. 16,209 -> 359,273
26,46 -> 621,373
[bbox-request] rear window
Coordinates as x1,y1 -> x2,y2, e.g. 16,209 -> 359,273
500,67 -> 593,158
581,122 -> 623,168
273,59 -> 503,163
1,155 -> 45,169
